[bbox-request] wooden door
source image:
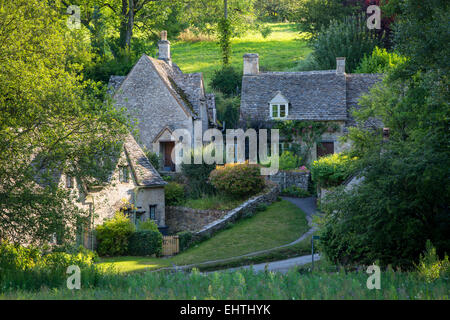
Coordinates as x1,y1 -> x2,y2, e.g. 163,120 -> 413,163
163,142 -> 175,171
317,142 -> 334,158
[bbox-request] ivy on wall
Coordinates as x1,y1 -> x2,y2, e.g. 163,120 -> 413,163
275,120 -> 340,162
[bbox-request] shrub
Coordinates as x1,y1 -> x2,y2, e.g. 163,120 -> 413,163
279,151 -> 302,171
181,150 -> 216,198
355,47 -> 407,74
128,230 -> 162,256
210,66 -> 242,97
0,241 -> 100,291
145,150 -> 161,170
95,212 -> 135,256
138,219 -> 159,232
165,182 -> 186,206
177,231 -> 193,252
281,186 -> 311,198
209,163 -> 266,198
311,153 -> 358,188
416,240 -> 450,283
260,25 -> 273,38
312,15 -> 381,73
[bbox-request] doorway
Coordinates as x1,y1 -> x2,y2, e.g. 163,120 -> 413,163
161,141 -> 175,171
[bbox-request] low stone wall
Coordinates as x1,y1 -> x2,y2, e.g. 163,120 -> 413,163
165,207 -> 228,234
193,186 -> 279,240
268,171 -> 310,191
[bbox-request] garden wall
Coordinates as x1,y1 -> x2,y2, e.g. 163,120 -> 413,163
268,171 -> 309,191
193,185 -> 280,240
165,207 -> 228,234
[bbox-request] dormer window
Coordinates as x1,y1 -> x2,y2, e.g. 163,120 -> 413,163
269,92 -> 289,119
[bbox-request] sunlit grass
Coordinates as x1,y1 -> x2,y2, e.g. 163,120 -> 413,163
97,200 -> 308,272
171,23 -> 311,90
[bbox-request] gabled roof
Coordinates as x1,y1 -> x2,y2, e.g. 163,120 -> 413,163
123,134 -> 166,187
109,55 -> 208,119
241,70 -> 348,121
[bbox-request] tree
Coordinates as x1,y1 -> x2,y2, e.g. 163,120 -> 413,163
319,0 -> 450,267
0,0 -> 129,245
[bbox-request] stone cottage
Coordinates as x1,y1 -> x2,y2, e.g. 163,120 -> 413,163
239,54 -> 383,161
62,134 -> 167,248
109,31 -> 217,172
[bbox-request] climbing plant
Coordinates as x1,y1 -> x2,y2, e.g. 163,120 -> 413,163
217,17 -> 232,65
275,120 -> 339,162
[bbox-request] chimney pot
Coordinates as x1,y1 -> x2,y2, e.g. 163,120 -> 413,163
336,57 -> 346,74
161,30 -> 167,41
158,31 -> 171,62
243,53 -> 259,75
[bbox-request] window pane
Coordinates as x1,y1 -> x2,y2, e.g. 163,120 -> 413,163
271,105 -> 278,118
280,105 -> 286,117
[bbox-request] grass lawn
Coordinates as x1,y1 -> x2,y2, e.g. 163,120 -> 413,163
183,194 -> 244,210
97,200 -> 309,272
171,23 -> 311,91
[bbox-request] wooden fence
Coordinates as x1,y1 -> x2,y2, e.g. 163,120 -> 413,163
162,235 -> 179,256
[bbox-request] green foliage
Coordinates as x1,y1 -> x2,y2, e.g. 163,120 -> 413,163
0,241 -> 101,292
95,212 -> 136,256
184,195 -> 244,211
209,163 -> 266,198
254,0 -> 299,22
217,17 -> 232,65
279,151 -> 302,170
312,15 -> 381,73
164,182 -> 186,206
292,0 -> 361,35
311,153 -> 358,188
259,25 -> 273,38
0,0 -> 129,245
181,151 -> 217,198
416,240 -> 450,283
137,219 -> 159,232
281,186 -> 311,198
145,150 -> 162,171
275,120 -> 339,162
128,230 -> 163,257
210,66 -> 242,97
177,231 -> 194,252
215,94 -> 241,129
355,47 -> 407,74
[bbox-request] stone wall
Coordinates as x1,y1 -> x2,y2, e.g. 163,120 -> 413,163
165,207 -> 228,234
268,171 -> 309,191
194,186 -> 279,240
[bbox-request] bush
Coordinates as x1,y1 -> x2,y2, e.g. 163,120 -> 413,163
311,153 -> 358,188
177,231 -> 193,252
145,150 -> 161,171
95,212 -> 135,256
209,163 -> 266,198
311,15 -> 381,73
355,46 -> 407,74
210,66 -> 242,97
279,151 -> 302,171
165,182 -> 186,206
128,230 -> 162,256
281,186 -> 311,198
416,240 -> 450,283
0,241 -> 100,291
259,25 -> 273,38
181,150 -> 216,198
138,219 -> 159,232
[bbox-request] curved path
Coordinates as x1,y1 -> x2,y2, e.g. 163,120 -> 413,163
170,196 -> 320,271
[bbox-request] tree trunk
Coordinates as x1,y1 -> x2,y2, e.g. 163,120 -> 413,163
119,0 -> 133,49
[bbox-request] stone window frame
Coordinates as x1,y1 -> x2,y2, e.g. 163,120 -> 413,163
149,205 -> 157,221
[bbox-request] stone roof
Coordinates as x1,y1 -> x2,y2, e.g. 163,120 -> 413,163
123,134 -> 166,187
241,70 -> 348,121
108,76 -> 126,92
240,70 -> 384,125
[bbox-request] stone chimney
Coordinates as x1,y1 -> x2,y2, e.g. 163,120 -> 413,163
158,30 -> 171,62
336,57 -> 346,74
243,53 -> 259,75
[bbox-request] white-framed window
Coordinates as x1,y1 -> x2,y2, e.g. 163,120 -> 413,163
149,205 -> 157,221
271,104 -> 288,119
269,92 -> 289,119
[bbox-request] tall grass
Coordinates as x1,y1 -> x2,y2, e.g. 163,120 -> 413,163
2,268 -> 448,299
